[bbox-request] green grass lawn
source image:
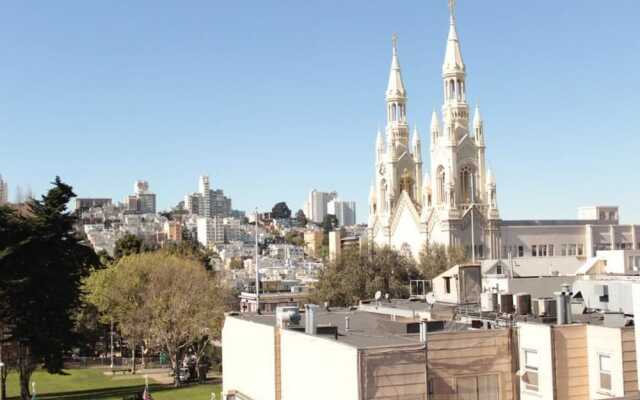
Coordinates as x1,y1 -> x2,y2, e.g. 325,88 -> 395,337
5,369 -> 221,400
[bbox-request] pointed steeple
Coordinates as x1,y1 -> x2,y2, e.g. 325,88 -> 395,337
443,0 -> 465,74
386,34 -> 406,99
474,104 -> 485,145
376,128 -> 384,151
412,126 -> 422,162
473,104 -> 483,127
430,110 -> 440,132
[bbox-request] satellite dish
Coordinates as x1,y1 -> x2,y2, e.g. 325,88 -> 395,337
425,292 -> 436,305
374,291 -> 382,301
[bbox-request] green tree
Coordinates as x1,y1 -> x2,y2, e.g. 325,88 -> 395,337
271,202 -> 292,220
321,214 -> 339,239
0,177 -> 98,400
294,209 -> 307,226
85,252 -> 227,387
313,246 -> 418,307
418,243 -> 468,280
284,231 -> 304,247
113,233 -> 144,259
228,257 -> 244,270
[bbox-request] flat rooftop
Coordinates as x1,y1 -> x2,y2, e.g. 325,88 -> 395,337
231,307 -> 471,349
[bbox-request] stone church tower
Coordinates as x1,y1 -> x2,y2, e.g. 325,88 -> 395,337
369,3 -> 501,260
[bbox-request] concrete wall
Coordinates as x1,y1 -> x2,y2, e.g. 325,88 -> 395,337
279,329 -> 359,400
222,317 -> 276,400
483,276 -> 575,299
587,325 -> 625,399
518,323 -> 554,400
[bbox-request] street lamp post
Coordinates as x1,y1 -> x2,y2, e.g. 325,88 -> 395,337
110,319 -> 114,369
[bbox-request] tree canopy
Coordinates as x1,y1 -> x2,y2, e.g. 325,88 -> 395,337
84,251 -> 228,386
271,202 -> 292,220
294,209 -> 307,226
313,246 -> 419,307
113,233 -> 144,259
0,177 -> 98,399
418,243 -> 467,280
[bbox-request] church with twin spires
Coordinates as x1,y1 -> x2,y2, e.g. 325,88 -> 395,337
368,3 -> 501,260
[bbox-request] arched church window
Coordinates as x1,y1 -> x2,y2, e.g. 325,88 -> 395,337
459,165 -> 475,204
449,80 -> 455,100
391,104 -> 397,121
437,166 -> 445,205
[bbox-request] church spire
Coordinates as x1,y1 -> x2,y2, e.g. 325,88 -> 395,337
474,104 -> 485,145
443,0 -> 465,74
386,33 -> 406,99
412,126 -> 421,162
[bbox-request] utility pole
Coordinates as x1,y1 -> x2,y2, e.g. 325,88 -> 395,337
255,208 -> 260,314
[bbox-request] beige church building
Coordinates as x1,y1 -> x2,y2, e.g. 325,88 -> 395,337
368,4 -> 639,262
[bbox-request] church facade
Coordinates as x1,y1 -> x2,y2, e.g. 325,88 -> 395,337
368,6 -> 500,260
368,4 -> 640,263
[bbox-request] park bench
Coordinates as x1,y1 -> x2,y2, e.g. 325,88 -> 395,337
110,367 -> 132,375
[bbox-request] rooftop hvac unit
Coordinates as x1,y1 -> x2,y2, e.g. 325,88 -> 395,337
535,298 -> 557,318
515,293 -> 532,315
499,294 -> 514,314
276,306 -> 301,328
480,292 -> 495,312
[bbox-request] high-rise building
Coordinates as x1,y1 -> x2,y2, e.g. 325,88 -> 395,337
0,175 -> 8,205
328,199 -> 357,226
197,216 -> 224,247
185,176 -> 232,218
75,198 -> 112,212
304,190 -> 338,224
126,180 -> 157,214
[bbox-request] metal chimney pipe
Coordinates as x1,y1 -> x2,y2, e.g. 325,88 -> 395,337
555,291 -> 566,325
419,321 -> 428,343
563,284 -> 573,324
305,304 -> 318,335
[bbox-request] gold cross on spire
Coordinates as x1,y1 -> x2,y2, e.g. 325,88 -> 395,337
448,0 -> 456,21
392,33 -> 398,53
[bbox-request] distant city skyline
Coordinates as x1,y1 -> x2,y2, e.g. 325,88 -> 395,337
1,1 -> 639,223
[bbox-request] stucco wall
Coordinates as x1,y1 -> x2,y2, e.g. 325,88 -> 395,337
518,323 -> 554,400
222,317 -> 276,400
389,204 -> 424,259
280,329 -> 359,400
587,325 -> 625,399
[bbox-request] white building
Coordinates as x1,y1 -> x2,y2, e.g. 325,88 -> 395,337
185,175 -> 232,218
304,190 -> 337,224
368,9 -> 500,260
368,3 -> 639,263
197,216 -> 224,248
0,175 -> 8,205
126,180 -> 156,214
328,199 -> 356,226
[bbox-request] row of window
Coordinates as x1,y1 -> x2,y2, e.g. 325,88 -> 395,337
503,243 -> 586,258
523,349 -> 611,393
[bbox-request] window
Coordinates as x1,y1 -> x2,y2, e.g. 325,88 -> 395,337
444,277 -> 451,294
561,244 -> 567,256
599,353 -> 612,392
523,349 -> 539,392
496,265 -> 502,275
568,244 -> 577,256
539,245 -> 547,257
531,245 -> 537,257
548,244 -> 554,257
577,244 -> 584,256
518,246 -> 524,257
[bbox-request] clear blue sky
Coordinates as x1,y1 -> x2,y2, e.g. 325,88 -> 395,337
1,1 -> 639,223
